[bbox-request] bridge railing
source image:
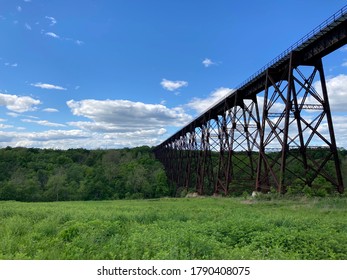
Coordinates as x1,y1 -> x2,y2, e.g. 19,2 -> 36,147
237,4 -> 347,90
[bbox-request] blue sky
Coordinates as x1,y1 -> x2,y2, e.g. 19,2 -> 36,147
1,0 -> 347,149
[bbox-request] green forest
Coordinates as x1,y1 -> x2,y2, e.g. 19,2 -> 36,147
0,146 -> 170,202
0,146 -> 346,202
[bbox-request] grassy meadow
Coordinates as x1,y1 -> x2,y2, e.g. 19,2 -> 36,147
0,197 -> 346,260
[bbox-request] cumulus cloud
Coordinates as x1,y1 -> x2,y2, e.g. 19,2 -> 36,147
310,74 -> 347,112
306,115 -> 347,148
31,82 -> 66,90
187,87 -> 233,114
0,97 -> 193,149
61,98 -> 192,147
67,99 -> 191,132
330,115 -> 347,147
0,129 -> 164,149
0,129 -> 91,149
0,93 -> 40,113
160,79 -> 188,91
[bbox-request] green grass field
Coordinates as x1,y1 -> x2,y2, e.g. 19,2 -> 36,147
0,197 -> 346,260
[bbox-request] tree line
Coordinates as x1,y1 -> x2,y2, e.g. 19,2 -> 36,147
0,146 -> 171,202
1,146 -> 346,202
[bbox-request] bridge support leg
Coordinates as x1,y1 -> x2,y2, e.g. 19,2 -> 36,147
257,52 -> 344,193
316,59 -> 344,193
194,118 -> 216,195
213,95 -> 261,196
215,113 -> 232,195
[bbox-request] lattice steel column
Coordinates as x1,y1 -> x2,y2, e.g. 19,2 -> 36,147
317,59 -> 344,193
241,96 -> 261,182
195,116 -> 216,195
257,52 -> 344,193
214,112 -> 232,195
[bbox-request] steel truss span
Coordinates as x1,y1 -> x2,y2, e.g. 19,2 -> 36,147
154,5 -> 347,195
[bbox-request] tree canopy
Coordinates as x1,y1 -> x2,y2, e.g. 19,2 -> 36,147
0,146 -> 171,202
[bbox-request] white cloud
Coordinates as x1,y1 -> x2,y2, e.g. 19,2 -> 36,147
313,74 -> 347,112
44,31 -> 84,47
202,58 -> 217,67
68,120 -> 167,135
62,98 -> 191,147
0,96 -> 194,149
17,6 -> 22,12
0,93 -> 40,113
160,79 -> 188,91
0,130 -> 90,149
331,115 -> 347,148
67,99 -> 191,132
7,112 -> 20,118
187,87 -> 233,114
21,118 -> 66,127
305,115 -> 347,148
43,108 -> 59,113
45,32 -> 59,39
0,124 -> 13,129
0,129 -> 165,149
45,16 -> 57,26
31,82 -> 67,90
0,119 -> 13,129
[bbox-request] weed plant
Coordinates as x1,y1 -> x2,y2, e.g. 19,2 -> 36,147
0,197 -> 346,260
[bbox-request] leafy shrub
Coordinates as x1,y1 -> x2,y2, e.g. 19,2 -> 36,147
286,178 -> 306,195
1,198 -> 347,260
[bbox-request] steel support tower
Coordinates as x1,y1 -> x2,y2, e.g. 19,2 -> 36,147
154,5 -> 347,195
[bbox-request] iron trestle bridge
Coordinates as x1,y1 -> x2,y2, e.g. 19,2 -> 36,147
154,5 -> 347,195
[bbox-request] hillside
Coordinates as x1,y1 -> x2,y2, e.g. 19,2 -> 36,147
0,146 -> 170,202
